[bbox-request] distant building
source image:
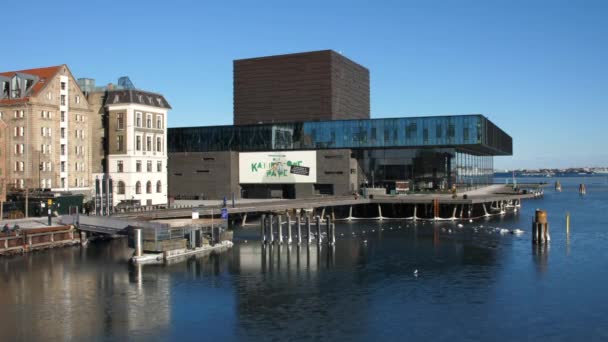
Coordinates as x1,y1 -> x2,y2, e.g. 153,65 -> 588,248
0,65 -> 92,192
0,118 -> 6,202
234,50 -> 370,125
82,78 -> 171,207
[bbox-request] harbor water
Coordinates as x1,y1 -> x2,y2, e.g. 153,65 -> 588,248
1,176 -> 608,341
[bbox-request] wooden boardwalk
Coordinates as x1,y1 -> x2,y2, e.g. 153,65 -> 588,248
110,185 -> 540,220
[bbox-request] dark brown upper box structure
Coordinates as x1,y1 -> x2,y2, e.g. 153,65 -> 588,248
234,50 -> 370,125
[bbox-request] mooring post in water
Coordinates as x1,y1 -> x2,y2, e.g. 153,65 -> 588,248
261,214 -> 266,244
433,199 -> 439,220
286,213 -> 292,244
135,228 -> 142,257
325,215 -> 331,245
451,205 -> 457,220
80,231 -> 87,246
348,206 -> 353,220
269,215 -> 275,244
532,209 -> 550,244
566,212 -> 570,235
413,205 -> 418,221
306,215 -> 312,244
316,216 -> 322,244
277,215 -> 283,244
296,216 -> 302,245
331,223 -> 336,245
378,204 -> 383,220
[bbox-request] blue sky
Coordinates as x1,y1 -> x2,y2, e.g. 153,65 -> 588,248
3,0 -> 606,169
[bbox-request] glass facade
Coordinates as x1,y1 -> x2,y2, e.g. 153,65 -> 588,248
168,115 -> 512,156
168,114 -> 510,191
353,148 -> 494,190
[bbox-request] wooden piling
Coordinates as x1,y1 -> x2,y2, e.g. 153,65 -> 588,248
269,215 -> 274,244
287,213 -> 292,244
325,215 -> 331,245
296,216 -> 302,245
261,214 -> 266,244
532,209 -> 550,244
306,215 -> 312,244
277,215 -> 283,244
566,212 -> 570,235
316,216 -> 321,244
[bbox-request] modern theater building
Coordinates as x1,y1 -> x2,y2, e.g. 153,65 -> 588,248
168,50 -> 512,200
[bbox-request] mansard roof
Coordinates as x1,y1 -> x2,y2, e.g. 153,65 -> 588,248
105,89 -> 171,109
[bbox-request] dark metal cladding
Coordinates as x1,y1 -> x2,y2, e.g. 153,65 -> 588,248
233,50 -> 370,125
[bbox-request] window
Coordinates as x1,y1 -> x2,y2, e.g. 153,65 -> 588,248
146,181 -> 152,194
156,137 -> 162,152
116,135 -> 124,151
61,95 -> 66,106
147,161 -> 152,172
61,128 -> 66,138
61,111 -> 66,122
117,113 -> 124,130
136,160 -> 142,172
146,136 -> 152,151
61,161 -> 66,172
136,136 -> 142,151
60,82 -> 66,90
61,144 -> 66,156
75,95 -> 80,104
146,114 -> 152,128
14,127 -> 24,137
117,161 -> 123,173
135,181 -> 141,194
156,115 -> 162,129
156,181 -> 162,193
157,161 -> 162,172
46,92 -> 52,100
117,181 -> 125,195
136,112 -> 142,127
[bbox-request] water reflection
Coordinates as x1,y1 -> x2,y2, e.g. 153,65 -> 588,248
0,220 -> 518,341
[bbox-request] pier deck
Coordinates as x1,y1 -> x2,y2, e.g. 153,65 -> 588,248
111,185 -> 539,220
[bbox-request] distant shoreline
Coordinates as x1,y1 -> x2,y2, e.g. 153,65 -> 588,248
494,172 -> 606,178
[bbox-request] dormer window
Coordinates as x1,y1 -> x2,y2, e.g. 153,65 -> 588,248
25,79 -> 34,91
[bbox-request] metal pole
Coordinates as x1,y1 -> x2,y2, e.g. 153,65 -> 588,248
135,228 -> 142,257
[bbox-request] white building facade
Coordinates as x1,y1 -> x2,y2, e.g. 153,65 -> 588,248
105,90 -> 169,206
